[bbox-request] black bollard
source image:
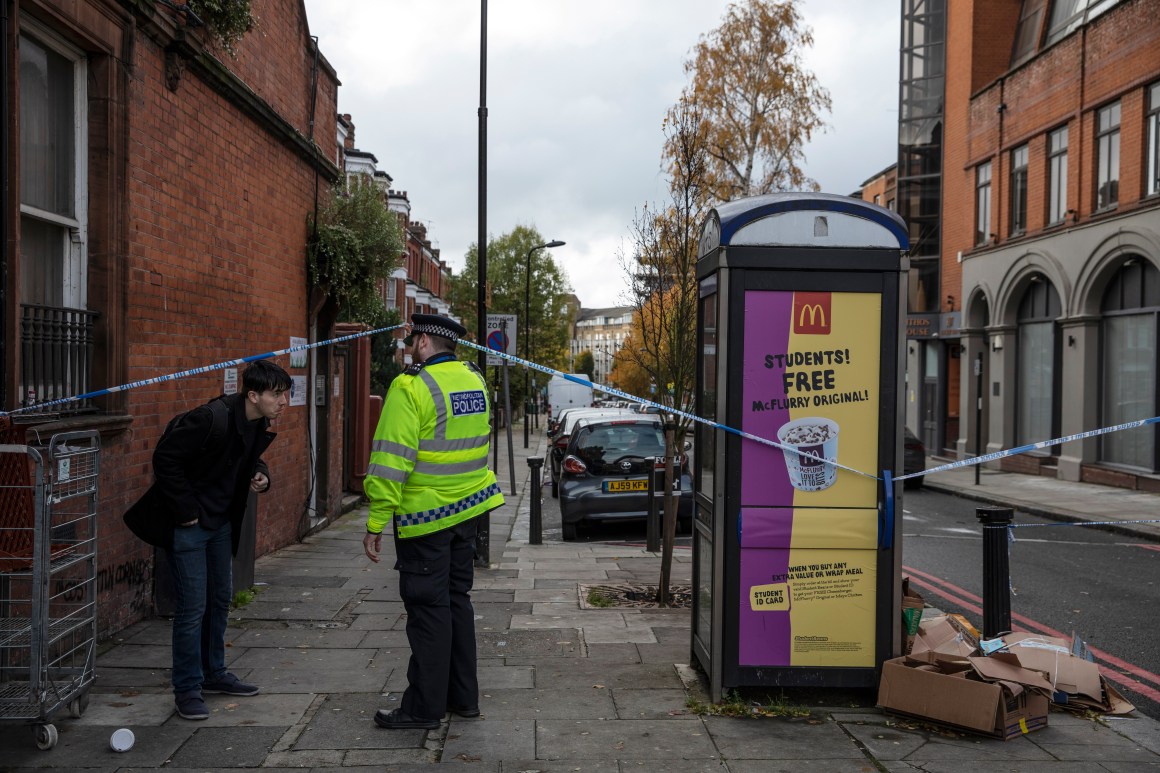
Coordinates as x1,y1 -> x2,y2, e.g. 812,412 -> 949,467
646,456 -> 662,553
527,456 -> 544,545
976,506 -> 1014,639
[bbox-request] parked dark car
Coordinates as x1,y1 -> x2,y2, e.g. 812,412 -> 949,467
558,416 -> 693,541
546,408 -> 632,497
903,427 -> 926,489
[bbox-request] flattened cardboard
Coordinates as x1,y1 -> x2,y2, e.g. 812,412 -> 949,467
1002,633 -> 1101,699
877,653 -> 1049,740
911,616 -> 979,658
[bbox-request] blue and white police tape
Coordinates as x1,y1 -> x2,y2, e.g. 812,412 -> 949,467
0,323 -> 406,418
458,338 -> 880,481
893,415 -> 1160,482
1009,519 -> 1160,530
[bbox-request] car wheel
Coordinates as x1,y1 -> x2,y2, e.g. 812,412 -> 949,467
562,521 -> 578,541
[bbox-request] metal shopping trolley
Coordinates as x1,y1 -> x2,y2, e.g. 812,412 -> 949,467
0,430 -> 100,750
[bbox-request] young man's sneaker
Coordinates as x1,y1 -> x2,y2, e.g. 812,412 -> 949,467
175,690 -> 210,720
202,672 -> 260,696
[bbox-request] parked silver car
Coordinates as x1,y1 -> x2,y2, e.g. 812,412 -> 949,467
558,416 -> 692,540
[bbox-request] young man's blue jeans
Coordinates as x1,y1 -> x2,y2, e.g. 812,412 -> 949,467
168,522 -> 232,694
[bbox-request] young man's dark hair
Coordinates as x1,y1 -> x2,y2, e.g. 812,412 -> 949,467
243,359 -> 293,395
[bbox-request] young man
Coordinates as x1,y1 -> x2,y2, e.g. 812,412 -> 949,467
363,313 -> 504,730
134,359 -> 290,720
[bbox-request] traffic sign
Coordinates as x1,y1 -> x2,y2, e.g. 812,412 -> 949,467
486,314 -> 518,366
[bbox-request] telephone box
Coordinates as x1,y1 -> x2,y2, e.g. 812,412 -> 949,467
691,193 -> 908,700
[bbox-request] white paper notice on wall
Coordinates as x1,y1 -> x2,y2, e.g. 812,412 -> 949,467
290,375 -> 308,406
223,368 -> 238,395
333,375 -> 340,397
290,337 -> 308,369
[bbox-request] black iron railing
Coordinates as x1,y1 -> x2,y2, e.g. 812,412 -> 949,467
20,304 -> 99,413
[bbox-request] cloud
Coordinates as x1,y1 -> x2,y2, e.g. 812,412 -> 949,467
305,0 -> 898,307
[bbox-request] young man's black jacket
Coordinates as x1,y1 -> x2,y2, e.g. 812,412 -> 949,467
124,393 -> 276,553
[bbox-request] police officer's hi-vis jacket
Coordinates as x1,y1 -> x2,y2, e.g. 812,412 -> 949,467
364,354 -> 504,538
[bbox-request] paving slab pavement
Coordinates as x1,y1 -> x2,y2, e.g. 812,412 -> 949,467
3,419 -> 1159,771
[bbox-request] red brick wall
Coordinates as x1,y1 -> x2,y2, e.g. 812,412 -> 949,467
944,0 -> 1160,283
67,0 -> 337,634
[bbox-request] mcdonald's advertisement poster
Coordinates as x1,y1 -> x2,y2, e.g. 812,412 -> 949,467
737,289 -> 881,668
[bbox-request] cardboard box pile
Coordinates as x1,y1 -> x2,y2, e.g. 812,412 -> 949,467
878,648 -> 1053,740
882,581 -> 1134,738
1001,632 -> 1134,715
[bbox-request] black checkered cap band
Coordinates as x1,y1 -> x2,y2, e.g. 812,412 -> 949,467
412,324 -> 460,342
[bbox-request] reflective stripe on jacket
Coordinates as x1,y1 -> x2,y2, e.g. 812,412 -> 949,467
364,358 -> 504,538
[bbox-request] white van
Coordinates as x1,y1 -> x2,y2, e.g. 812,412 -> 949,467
546,375 -> 594,423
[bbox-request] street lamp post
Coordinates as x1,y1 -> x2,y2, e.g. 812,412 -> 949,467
525,239 -> 565,448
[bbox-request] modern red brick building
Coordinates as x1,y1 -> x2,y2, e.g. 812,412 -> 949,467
943,0 -> 1160,487
2,0 -> 347,633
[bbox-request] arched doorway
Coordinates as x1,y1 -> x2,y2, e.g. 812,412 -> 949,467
1016,275 -> 1061,450
1100,259 -> 1159,470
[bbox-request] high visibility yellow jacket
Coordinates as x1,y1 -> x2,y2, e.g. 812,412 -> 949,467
364,354 -> 504,538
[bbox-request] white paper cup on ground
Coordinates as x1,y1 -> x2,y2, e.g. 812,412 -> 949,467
777,416 -> 840,491
110,728 -> 135,752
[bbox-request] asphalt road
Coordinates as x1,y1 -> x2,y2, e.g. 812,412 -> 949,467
532,478 -> 1160,719
900,486 -> 1160,720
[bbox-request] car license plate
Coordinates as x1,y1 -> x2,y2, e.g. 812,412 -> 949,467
604,479 -> 648,493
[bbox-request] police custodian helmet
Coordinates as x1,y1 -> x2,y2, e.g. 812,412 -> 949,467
404,313 -> 467,347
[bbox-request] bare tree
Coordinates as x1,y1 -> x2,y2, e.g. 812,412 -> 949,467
619,95 -> 708,605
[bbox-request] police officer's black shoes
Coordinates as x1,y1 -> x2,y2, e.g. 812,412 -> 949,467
374,708 -> 440,730
448,704 -> 481,718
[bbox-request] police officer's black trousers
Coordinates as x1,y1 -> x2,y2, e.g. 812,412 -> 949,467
394,517 -> 480,721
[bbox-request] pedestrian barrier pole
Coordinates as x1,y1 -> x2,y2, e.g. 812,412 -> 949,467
977,506 -> 1014,639
527,456 -> 543,545
646,456 -> 662,553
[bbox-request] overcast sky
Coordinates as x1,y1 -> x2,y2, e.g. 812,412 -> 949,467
302,0 -> 900,309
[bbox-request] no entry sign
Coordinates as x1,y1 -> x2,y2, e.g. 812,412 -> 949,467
485,314 -> 517,366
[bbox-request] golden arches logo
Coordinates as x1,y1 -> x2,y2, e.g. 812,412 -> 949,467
793,292 -> 832,335
798,304 -> 826,328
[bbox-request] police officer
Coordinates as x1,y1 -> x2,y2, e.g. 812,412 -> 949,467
363,313 -> 504,730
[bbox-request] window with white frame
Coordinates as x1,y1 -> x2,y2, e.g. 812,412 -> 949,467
1048,126 -> 1068,223
1147,82 -> 1160,197
1096,101 -> 1120,210
1010,145 -> 1029,235
19,27 -> 87,310
975,161 -> 992,246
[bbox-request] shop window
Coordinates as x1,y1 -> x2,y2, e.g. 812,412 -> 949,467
1100,260 -> 1159,471
1048,126 -> 1069,224
1016,277 -> 1061,448
1010,145 -> 1029,236
1095,102 -> 1120,211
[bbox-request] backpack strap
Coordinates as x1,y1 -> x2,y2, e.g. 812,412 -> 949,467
202,395 -> 232,452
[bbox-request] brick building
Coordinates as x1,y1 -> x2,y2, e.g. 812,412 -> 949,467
334,116 -> 455,369
943,0 -> 1160,487
2,0 -> 343,633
